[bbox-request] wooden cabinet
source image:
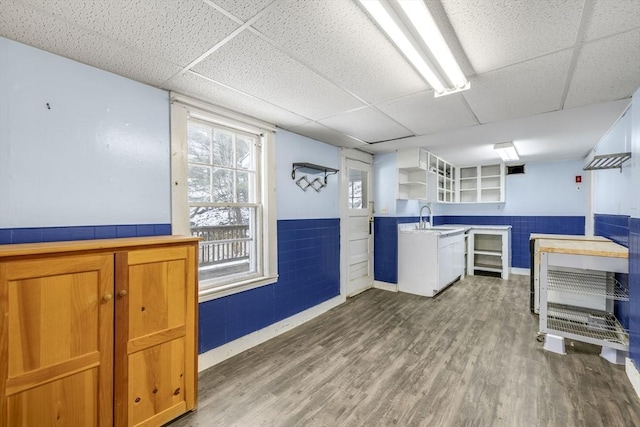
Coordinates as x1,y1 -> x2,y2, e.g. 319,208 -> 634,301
457,164 -> 505,203
0,236 -> 199,427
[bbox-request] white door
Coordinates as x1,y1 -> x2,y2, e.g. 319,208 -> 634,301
345,158 -> 373,297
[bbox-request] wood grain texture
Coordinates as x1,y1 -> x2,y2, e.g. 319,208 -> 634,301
1,254 -> 114,427
168,275 -> 640,427
0,236 -> 200,259
536,239 -> 628,258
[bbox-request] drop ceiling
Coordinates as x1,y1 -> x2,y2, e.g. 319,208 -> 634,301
1,0 -> 639,164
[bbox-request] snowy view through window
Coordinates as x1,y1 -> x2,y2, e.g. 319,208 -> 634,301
187,121 -> 259,281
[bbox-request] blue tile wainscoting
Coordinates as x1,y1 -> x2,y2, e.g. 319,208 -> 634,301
198,218 -> 340,354
374,215 -> 585,283
628,218 -> 639,365
594,213 -> 630,247
0,223 -> 172,244
594,214 -> 631,331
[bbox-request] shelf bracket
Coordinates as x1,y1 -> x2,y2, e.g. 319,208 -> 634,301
291,162 -> 339,191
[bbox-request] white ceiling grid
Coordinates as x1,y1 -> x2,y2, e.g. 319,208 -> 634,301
1,0 -> 638,163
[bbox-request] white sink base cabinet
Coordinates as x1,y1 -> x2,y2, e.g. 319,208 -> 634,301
398,230 -> 465,297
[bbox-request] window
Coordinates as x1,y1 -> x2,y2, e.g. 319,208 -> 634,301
348,169 -> 367,209
171,94 -> 277,301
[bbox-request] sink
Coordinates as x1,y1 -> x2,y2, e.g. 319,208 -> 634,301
399,223 -> 465,236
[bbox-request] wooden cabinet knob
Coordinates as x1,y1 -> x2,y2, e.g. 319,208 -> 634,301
118,290 -> 128,297
102,294 -> 113,302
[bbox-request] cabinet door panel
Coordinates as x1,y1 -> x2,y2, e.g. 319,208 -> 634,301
7,368 -> 98,427
115,244 -> 197,427
1,254 -> 114,427
128,339 -> 187,427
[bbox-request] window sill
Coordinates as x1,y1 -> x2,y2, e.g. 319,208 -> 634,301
198,274 -> 279,303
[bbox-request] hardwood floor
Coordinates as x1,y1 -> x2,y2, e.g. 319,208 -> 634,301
169,275 -> 640,426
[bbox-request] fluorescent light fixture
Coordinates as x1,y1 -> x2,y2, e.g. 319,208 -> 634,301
358,0 -> 469,97
358,0 -> 445,93
494,142 -> 520,162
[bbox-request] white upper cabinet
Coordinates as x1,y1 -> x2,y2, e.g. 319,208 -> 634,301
396,148 -> 454,202
396,149 -> 505,203
457,164 -> 505,203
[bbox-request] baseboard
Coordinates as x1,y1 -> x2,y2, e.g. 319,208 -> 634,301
510,267 -> 530,276
198,294 -> 346,372
626,357 -> 640,400
374,280 -> 398,292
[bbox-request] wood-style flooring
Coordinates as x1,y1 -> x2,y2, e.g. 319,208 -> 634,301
169,275 -> 640,426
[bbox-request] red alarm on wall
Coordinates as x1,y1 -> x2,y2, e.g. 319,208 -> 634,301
575,175 -> 582,183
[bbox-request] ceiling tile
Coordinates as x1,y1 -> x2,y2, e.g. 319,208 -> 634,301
206,0 -> 276,22
584,0 -> 640,41
377,91 -> 478,135
167,72 -> 309,129
317,108 -> 413,143
18,0 -> 239,67
0,0 -> 181,86
192,30 -> 365,120
565,29 -> 640,109
287,122 -> 369,150
251,0 -> 428,104
463,49 -> 573,124
441,0 -> 583,73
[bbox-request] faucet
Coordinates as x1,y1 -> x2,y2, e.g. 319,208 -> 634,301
419,204 -> 432,229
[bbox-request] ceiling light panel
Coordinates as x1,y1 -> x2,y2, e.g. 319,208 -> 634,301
463,50 -> 573,124
377,90 -> 478,135
0,1 -> 182,86
251,0 -> 428,104
17,0 -> 241,68
494,141 -> 519,161
565,29 -> 640,109
192,30 -> 365,120
441,0 -> 582,73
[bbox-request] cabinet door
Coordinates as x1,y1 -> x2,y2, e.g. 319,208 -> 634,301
115,244 -> 197,427
1,254 -> 114,427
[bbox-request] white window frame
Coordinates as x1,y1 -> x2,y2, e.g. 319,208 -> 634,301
170,93 -> 278,302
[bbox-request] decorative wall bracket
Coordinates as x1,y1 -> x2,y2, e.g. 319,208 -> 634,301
291,162 -> 339,192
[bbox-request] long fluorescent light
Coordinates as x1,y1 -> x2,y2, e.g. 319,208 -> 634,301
494,142 -> 520,162
358,0 -> 445,93
397,0 -> 468,90
358,0 -> 469,96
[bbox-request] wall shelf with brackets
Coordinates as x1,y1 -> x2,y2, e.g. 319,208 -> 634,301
291,162 -> 339,192
583,152 -> 631,171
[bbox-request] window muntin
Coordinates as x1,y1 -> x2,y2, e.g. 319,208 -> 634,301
187,120 -> 262,287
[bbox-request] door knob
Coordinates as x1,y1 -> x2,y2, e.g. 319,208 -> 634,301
118,290 -> 128,297
102,294 -> 113,302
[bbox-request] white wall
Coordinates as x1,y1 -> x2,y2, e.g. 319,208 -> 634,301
0,37 -> 170,228
275,129 -> 340,219
591,107 -> 635,216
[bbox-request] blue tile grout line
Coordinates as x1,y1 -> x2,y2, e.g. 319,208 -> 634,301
0,223 -> 173,244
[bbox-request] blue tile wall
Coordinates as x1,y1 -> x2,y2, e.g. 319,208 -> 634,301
374,216 -> 419,283
0,223 -> 172,244
628,218 -> 640,365
198,218 -> 340,354
440,216 -> 585,270
594,214 -> 631,330
594,213 -> 630,247
374,215 -> 585,284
